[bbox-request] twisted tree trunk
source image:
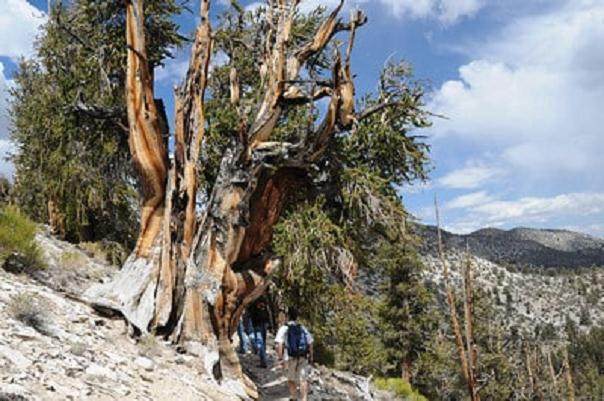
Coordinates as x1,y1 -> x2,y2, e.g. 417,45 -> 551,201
84,0 -> 365,397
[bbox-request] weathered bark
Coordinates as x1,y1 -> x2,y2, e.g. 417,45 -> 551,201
435,199 -> 479,401
47,197 -> 65,238
434,200 -> 470,383
525,342 -> 535,395
84,0 -> 365,398
563,347 -> 575,401
547,350 -> 559,395
463,254 -> 480,401
124,0 -> 169,257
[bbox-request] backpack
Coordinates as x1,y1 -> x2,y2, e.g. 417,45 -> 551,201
286,323 -> 308,358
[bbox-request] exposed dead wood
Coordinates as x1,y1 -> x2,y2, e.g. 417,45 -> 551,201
124,0 -> 169,257
435,198 -> 479,401
84,1 -> 366,396
435,198 -> 470,383
47,197 -> 65,238
174,0 -> 213,258
547,350 -> 559,395
563,347 -> 575,401
463,252 -> 480,401
525,342 -> 535,395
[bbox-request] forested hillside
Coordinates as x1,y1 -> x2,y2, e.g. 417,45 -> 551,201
419,225 -> 604,269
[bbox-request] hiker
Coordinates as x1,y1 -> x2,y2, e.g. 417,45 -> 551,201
249,296 -> 271,367
276,308 -> 314,401
236,311 -> 253,354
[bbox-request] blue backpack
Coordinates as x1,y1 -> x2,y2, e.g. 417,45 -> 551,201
287,323 -> 309,358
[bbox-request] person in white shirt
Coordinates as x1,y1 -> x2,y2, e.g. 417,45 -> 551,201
275,308 -> 314,401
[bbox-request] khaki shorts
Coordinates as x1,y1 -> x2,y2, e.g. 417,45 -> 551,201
286,357 -> 310,383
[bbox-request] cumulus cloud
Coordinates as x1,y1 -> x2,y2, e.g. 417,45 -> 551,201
419,0 -> 604,235
155,54 -> 190,85
243,0 -> 483,23
444,190 -> 494,209
472,193 -> 604,225
438,162 -> 500,189
441,192 -> 604,235
0,0 -> 46,59
0,0 -> 46,179
430,1 -> 604,177
377,0 -> 482,23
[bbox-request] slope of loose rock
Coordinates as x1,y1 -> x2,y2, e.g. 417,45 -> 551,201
0,268 -> 244,401
0,230 -> 387,401
421,250 -> 604,331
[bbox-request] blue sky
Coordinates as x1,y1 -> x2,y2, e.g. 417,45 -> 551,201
1,0 -> 603,237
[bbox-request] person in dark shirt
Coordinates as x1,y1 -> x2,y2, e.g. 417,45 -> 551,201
248,296 -> 271,368
236,310 -> 253,354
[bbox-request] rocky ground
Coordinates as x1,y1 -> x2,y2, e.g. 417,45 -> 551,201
421,250 -> 604,330
0,231 -> 387,401
360,225 -> 604,333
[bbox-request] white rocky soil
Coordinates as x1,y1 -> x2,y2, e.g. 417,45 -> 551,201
421,250 -> 604,330
0,231 -> 385,401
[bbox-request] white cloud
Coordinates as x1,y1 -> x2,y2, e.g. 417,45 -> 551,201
0,0 -> 46,179
0,0 -> 46,59
440,192 -> 604,235
429,1 -> 604,177
279,0 -> 483,23
418,0 -> 604,236
472,192 -> 604,225
437,162 -> 500,189
444,190 -> 494,209
378,0 -> 482,23
438,0 -> 482,24
155,55 -> 190,85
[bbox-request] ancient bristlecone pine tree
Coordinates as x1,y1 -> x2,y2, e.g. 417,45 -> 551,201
85,0 -> 369,396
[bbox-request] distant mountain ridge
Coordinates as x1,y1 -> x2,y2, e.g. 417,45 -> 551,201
416,225 -> 604,269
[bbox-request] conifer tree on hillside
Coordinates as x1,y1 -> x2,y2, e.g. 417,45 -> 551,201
378,240 -> 438,380
15,0 -> 432,395
10,0 -> 183,245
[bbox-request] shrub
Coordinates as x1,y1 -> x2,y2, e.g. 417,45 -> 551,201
138,334 -> 161,358
8,293 -> 51,335
374,378 -> 428,401
79,240 -> 128,266
0,205 -> 43,272
60,251 -> 86,270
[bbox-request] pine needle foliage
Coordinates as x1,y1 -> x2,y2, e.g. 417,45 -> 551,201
10,0 -> 184,246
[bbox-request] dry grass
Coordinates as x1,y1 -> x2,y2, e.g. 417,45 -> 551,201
79,241 -> 128,266
8,293 -> 52,336
59,251 -> 86,270
138,334 -> 162,358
